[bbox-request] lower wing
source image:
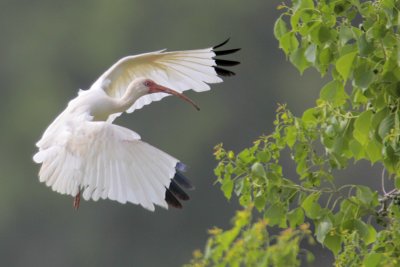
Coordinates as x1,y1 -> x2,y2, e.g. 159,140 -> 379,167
33,121 -> 192,211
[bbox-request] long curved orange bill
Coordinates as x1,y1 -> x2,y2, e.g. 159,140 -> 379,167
151,84 -> 200,111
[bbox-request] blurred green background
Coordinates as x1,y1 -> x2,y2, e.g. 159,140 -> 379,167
0,1 -> 342,266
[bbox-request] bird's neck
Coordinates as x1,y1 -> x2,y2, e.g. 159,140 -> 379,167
116,87 -> 148,113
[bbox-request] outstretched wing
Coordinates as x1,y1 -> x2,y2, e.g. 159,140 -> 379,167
34,121 -> 191,211
90,39 -> 240,113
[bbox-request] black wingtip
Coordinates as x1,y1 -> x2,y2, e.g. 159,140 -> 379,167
165,189 -> 183,209
214,48 -> 241,56
164,163 -> 195,209
214,59 -> 240,67
213,38 -> 231,49
212,39 -> 240,77
174,171 -> 195,190
169,180 -> 190,201
214,66 -> 236,76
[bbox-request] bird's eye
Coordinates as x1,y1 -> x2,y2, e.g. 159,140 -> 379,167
144,80 -> 151,87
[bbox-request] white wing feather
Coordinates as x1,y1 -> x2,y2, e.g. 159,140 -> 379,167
34,120 -> 178,211
89,48 -> 223,114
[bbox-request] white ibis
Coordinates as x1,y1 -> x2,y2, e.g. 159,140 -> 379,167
33,39 -> 240,211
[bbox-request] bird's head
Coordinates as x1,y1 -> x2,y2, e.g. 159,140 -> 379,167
141,78 -> 200,111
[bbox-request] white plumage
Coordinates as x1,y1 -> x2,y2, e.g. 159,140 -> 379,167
34,39 -> 239,210
92,49 -> 221,113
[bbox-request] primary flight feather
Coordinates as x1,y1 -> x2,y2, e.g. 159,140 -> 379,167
33,39 -> 240,211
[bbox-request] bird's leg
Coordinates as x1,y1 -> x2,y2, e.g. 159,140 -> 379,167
73,189 -> 81,210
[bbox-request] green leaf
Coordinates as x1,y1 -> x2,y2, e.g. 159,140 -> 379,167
234,178 -> 244,196
290,9 -> 303,31
291,0 -> 315,30
316,217 -> 332,243
319,80 -> 348,106
383,145 -> 397,173
349,139 -> 365,160
265,203 -> 286,226
372,108 -> 389,131
358,33 -> 374,57
221,175 -> 234,200
318,47 -> 332,66
301,192 -> 322,219
353,220 -> 376,245
363,253 -> 383,267
219,228 -> 241,250
352,89 -> 368,104
256,150 -> 271,163
317,25 -> 333,44
285,125 -> 297,148
336,52 -> 357,82
292,0 -> 314,11
353,110 -> 373,145
342,219 -> 376,245
353,60 -> 374,90
364,224 -> 377,245
289,47 -> 311,74
302,107 -> 319,124
239,194 -> 251,207
287,207 -> 305,228
279,32 -> 299,55
378,114 -> 394,140
356,185 -> 378,207
325,125 -> 335,137
238,149 -> 254,164
339,26 -> 355,46
254,194 -> 267,211
324,234 -> 342,256
304,44 -> 316,63
274,16 -> 288,40
251,162 -> 266,178
366,138 -> 382,163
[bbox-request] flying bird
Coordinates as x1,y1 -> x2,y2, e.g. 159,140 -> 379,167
33,39 -> 240,211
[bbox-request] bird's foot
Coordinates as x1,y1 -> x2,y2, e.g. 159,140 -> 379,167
73,190 -> 81,210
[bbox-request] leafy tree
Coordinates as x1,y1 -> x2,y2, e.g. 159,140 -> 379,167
186,0 -> 400,266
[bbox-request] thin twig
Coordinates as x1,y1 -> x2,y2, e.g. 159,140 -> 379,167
382,168 -> 387,195
325,193 -> 334,209
331,196 -> 343,211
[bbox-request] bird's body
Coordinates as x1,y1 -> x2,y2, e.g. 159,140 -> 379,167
70,89 -> 120,121
34,40 -> 239,211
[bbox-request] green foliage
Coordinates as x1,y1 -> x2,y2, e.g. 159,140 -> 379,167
187,0 -> 400,266
184,206 -> 314,267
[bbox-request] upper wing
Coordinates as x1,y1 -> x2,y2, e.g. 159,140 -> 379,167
89,39 -> 240,114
